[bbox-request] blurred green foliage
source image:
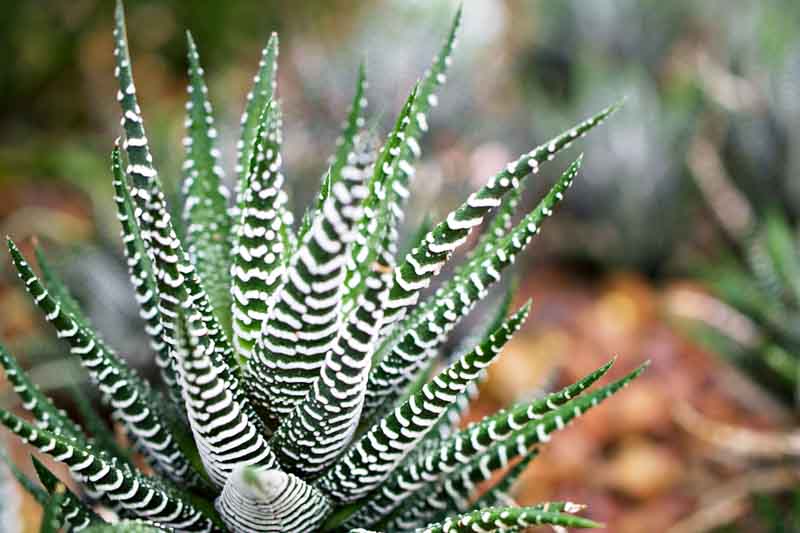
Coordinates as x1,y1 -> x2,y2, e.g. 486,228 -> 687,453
711,490 -> 800,533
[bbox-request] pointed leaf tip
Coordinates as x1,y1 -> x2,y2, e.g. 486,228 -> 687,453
604,96 -> 627,117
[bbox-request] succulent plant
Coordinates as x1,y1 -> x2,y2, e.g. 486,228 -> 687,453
0,2 -> 645,531
669,112 -> 800,532
677,130 -> 800,407
691,210 -> 800,406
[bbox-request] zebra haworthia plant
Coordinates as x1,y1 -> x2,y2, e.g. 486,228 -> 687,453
0,2 -> 646,532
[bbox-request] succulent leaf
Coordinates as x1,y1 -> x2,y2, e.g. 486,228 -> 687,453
7,239 -> 198,486
0,344 -> 86,445
417,506 -> 601,532
231,33 -> 295,267
469,451 -> 539,511
182,32 -> 234,336
40,487 -> 67,533
248,130 -> 376,425
381,153 -> 579,358
216,466 -> 330,533
353,7 -> 463,323
113,5 -> 276,487
362,156 -> 584,421
378,449 -> 541,531
167,291 -> 278,489
340,84 -> 422,314
234,33 -> 279,188
245,66 -> 373,424
230,101 -> 287,362
343,361 -> 640,528
31,456 -> 104,531
327,63 -> 369,193
0,449 -> 48,506
0,409 -> 222,531
113,0 -> 238,380
369,102 -> 620,382
267,87 -> 422,478
318,302 -> 532,504
111,147 -> 183,408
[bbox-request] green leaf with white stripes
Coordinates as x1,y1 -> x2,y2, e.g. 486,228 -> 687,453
7,240 -> 201,488
31,456 -> 104,531
182,32 -> 234,336
368,101 -> 621,394
363,156 -> 584,421
235,33 -> 278,187
231,100 -> 287,362
318,302 -> 531,504
341,360 -> 636,530
355,7 -> 463,321
0,409 -> 222,531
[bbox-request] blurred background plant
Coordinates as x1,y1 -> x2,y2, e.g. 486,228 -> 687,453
671,144 -> 800,407
667,122 -> 800,531
1,0 -> 800,532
